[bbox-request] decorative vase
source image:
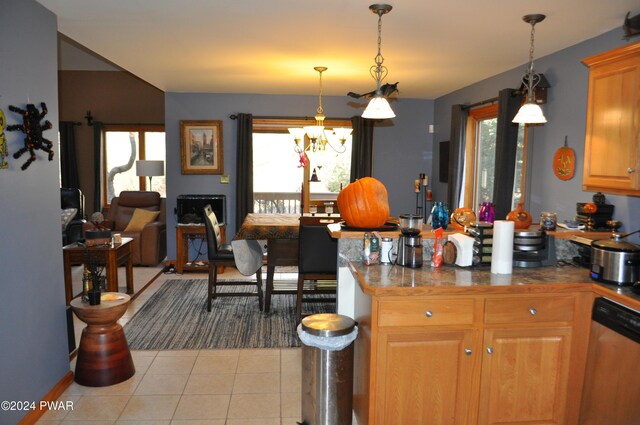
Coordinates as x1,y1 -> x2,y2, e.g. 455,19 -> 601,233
478,202 -> 495,223
431,202 -> 450,230
450,208 -> 476,230
506,202 -> 532,229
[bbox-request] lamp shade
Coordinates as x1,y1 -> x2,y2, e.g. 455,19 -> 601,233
512,102 -> 547,124
136,160 -> 164,177
362,95 -> 396,119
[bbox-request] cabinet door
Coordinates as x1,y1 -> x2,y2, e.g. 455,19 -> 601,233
375,329 -> 480,425
583,44 -> 640,194
478,327 -> 572,425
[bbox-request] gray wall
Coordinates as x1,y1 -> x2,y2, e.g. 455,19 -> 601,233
0,1 -> 70,423
165,93 -> 433,258
433,29 -> 640,242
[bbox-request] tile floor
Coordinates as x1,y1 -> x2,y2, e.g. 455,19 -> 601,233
39,266 -> 307,424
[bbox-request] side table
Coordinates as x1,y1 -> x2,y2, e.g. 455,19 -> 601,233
70,293 -> 135,387
176,224 -> 226,273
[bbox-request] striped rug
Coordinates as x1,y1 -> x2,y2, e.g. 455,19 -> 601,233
124,279 -> 335,350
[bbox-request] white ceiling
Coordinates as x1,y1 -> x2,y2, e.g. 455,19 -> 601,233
38,0 -> 638,99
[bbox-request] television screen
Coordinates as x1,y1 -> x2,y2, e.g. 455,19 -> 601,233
177,194 -> 226,225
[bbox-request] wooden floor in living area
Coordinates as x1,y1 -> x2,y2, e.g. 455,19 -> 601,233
38,266 -> 303,424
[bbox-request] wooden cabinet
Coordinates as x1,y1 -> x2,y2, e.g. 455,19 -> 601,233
582,42 -> 640,195
355,292 -> 591,425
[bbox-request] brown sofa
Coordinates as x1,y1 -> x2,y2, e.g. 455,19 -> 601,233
97,191 -> 167,266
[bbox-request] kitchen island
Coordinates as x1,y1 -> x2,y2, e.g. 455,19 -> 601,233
329,226 -> 639,425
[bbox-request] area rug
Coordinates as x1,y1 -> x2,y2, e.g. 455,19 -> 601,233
124,279 -> 334,350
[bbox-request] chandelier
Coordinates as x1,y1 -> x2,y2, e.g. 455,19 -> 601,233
289,67 -> 352,154
362,4 -> 395,119
512,14 -> 547,124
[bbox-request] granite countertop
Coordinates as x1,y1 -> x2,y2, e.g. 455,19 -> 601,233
349,262 -> 640,310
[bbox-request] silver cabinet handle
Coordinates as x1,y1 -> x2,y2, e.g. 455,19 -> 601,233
628,168 -> 636,173
425,310 -> 433,318
465,348 -> 472,356
486,347 -> 494,354
529,308 -> 538,315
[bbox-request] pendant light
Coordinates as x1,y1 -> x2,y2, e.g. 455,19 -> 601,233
362,4 -> 396,120
289,67 -> 351,154
513,14 -> 547,124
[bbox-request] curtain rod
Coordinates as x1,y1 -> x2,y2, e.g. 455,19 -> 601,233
229,114 -> 350,121
462,96 -> 499,110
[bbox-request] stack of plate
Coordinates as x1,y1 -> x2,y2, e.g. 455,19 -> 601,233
513,229 -> 546,267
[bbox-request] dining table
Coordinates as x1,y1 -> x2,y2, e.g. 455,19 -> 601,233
234,213 -> 341,312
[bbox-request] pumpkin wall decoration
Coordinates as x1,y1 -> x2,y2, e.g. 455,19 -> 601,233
553,136 -> 575,180
337,177 -> 390,228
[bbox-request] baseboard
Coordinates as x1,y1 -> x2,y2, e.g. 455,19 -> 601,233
18,371 -> 74,425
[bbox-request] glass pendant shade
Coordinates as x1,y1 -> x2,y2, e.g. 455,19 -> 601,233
362,95 -> 396,119
332,127 -> 353,142
303,125 -> 324,141
512,101 -> 547,124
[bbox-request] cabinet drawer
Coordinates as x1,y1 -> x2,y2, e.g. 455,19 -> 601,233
378,298 -> 475,327
484,296 -> 575,324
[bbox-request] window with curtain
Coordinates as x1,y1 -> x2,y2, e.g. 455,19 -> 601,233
462,104 -> 527,211
252,118 -> 352,213
102,125 -> 166,204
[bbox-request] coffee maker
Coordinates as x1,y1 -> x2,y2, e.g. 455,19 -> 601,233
396,214 -> 423,268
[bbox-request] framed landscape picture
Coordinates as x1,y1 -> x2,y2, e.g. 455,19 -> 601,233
180,120 -> 224,174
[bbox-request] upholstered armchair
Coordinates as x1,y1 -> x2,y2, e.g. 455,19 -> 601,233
61,187 -> 86,245
96,191 -> 166,266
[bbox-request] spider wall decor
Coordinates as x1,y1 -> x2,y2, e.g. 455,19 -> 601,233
7,102 -> 54,170
0,108 -> 8,169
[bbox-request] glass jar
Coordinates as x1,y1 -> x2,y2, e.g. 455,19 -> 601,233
478,202 -> 495,223
540,212 -> 557,231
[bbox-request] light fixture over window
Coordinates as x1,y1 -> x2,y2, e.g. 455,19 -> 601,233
289,67 -> 352,154
362,4 -> 395,120
513,14 -> 547,124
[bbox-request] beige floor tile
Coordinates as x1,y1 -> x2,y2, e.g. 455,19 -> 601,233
226,419 -> 281,425
236,354 -> 280,374
169,420 -> 225,425
115,420 -> 170,425
191,355 -> 238,374
281,417 -> 302,425
232,372 -> 280,394
227,393 -> 281,419
156,350 -> 199,357
80,374 -> 143,396
118,395 -> 180,420
172,395 -> 231,420
280,391 -> 301,418
280,370 -> 301,394
197,349 -> 240,357
63,395 -> 130,421
131,350 -> 159,358
134,374 -> 189,395
183,374 -> 235,395
130,355 -> 155,375
147,356 -> 196,375
239,348 -> 280,358
59,421 -> 115,425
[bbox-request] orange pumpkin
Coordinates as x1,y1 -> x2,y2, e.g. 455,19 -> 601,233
583,202 -> 598,214
337,177 -> 390,228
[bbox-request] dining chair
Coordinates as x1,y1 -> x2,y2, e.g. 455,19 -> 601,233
295,219 -> 338,321
203,204 -> 263,312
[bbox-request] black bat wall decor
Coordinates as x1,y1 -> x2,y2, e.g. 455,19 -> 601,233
347,82 -> 399,99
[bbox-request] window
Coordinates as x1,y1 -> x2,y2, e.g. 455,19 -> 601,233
252,118 -> 352,213
462,105 -> 527,210
102,125 -> 165,204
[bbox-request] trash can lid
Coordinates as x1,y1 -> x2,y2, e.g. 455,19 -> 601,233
301,313 -> 356,337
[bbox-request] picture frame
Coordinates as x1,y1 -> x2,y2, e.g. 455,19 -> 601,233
180,120 -> 224,174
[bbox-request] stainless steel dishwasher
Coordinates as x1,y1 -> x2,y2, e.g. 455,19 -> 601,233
580,297 -> 640,425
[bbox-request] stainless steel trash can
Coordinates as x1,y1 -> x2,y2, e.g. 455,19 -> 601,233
298,313 -> 358,425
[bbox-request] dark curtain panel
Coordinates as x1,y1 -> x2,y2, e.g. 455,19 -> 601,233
447,105 -> 468,208
235,113 -> 253,232
349,116 -> 375,181
492,89 -> 523,220
92,122 -> 104,212
59,121 -> 79,189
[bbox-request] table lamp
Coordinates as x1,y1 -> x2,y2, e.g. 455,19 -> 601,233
136,160 -> 164,191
